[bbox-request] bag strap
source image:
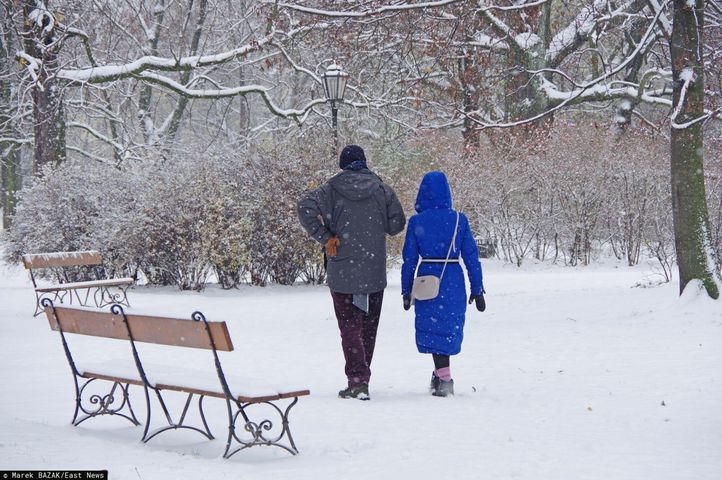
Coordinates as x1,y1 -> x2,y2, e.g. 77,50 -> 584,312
439,211 -> 460,282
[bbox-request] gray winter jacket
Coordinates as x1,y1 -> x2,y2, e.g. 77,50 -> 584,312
297,169 -> 406,294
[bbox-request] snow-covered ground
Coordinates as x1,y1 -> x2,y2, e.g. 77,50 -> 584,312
1,259 -> 721,480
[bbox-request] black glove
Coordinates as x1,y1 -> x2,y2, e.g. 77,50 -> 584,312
403,294 -> 412,311
469,293 -> 486,312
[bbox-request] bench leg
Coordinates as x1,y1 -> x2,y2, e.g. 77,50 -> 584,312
141,389 -> 214,443
72,378 -> 140,427
223,397 -> 301,459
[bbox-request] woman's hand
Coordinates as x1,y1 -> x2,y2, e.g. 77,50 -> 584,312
403,294 -> 412,311
468,293 -> 486,312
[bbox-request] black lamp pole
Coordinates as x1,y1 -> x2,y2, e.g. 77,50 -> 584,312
323,64 -> 348,160
331,100 -> 339,156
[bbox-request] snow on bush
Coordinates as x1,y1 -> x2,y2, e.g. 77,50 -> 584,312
3,136 -> 334,290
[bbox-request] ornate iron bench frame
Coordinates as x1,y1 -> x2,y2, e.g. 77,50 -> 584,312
42,299 -> 310,458
24,251 -> 133,316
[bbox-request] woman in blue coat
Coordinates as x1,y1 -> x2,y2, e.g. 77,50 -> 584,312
401,171 -> 486,397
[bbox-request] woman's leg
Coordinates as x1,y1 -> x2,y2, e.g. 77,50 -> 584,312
433,355 -> 452,382
432,354 -> 450,370
431,354 -> 454,396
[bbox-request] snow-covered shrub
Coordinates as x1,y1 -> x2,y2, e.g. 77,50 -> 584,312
410,123 -> 675,268
130,159 -> 214,290
482,159 -> 548,266
644,181 -> 675,282
202,192 -> 253,290
243,136 -> 335,286
3,161 -> 134,278
5,151 -> 219,290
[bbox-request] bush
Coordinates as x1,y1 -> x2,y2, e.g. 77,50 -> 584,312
6,121 -> 719,288
3,135 -> 334,290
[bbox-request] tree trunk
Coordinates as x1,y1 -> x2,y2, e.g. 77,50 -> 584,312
613,18 -> 646,133
459,45 -> 480,153
22,1 -> 66,175
237,66 -> 250,140
138,0 -> 166,144
32,85 -> 66,175
166,0 -> 208,145
501,5 -> 551,135
670,0 -> 720,298
1,13 -> 22,228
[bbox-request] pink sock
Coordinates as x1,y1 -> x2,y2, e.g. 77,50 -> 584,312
435,367 -> 452,381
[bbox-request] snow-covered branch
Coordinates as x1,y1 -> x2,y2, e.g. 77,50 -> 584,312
57,30 -> 276,84
464,3 -> 667,129
544,80 -> 672,107
134,72 -> 326,123
670,67 -> 694,125
669,68 -> 721,129
645,0 -> 673,37
270,0 -> 550,18
478,8 -> 527,55
16,52 -> 42,88
457,32 -> 509,50
270,0 -> 466,18
0,137 -> 33,146
547,0 -> 648,68
67,122 -> 125,154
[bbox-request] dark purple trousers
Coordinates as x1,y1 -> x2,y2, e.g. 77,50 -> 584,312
330,290 -> 384,387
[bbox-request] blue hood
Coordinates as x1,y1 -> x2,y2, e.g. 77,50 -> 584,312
415,171 -> 452,213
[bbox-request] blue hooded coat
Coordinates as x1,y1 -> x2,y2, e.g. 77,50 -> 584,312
401,172 -> 484,355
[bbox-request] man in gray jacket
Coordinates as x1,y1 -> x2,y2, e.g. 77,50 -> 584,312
297,145 -> 406,400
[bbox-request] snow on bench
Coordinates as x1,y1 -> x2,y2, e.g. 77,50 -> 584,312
22,250 -> 103,269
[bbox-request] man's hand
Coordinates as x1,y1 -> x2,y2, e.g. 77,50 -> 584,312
325,236 -> 340,257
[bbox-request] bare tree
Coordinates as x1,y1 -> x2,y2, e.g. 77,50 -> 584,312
669,0 -> 721,297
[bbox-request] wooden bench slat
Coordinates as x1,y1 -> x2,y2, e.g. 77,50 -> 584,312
23,251 -> 103,269
46,306 -> 234,351
46,307 -> 128,340
278,390 -> 311,399
80,371 -> 145,388
35,278 -> 135,293
123,312 -> 234,351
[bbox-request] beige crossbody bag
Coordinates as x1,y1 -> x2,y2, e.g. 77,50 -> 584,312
411,211 -> 460,301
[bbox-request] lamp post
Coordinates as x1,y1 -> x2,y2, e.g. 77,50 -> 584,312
322,64 -> 349,157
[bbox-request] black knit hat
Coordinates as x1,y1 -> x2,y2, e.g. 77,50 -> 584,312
339,144 -> 367,170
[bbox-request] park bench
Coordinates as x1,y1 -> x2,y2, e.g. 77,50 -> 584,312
42,299 -> 310,458
22,250 -> 134,316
